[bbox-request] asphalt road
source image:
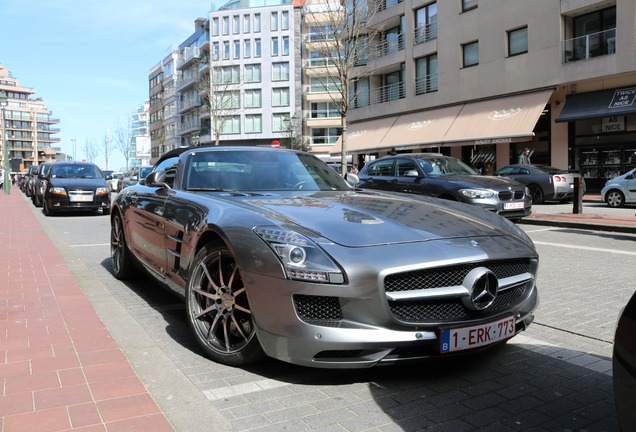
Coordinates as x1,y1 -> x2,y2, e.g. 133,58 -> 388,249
30,200 -> 635,432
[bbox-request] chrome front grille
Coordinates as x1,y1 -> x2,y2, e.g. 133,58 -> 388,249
384,259 -> 533,324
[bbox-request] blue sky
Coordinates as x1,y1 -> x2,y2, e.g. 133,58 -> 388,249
0,0 -> 221,171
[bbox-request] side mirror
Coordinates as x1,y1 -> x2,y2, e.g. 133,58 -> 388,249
404,170 -> 419,177
105,175 -> 113,180
344,172 -> 359,186
145,171 -> 169,189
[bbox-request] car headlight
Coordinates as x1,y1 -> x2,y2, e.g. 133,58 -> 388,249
459,189 -> 495,199
49,187 -> 67,196
254,226 -> 344,284
96,187 -> 109,195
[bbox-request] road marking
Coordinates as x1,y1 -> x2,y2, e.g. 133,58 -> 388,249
69,243 -> 110,247
533,240 -> 636,256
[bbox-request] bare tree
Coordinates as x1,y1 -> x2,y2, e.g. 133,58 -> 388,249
196,55 -> 242,146
112,120 -> 131,170
303,0 -> 381,176
101,130 -> 115,170
83,138 -> 99,163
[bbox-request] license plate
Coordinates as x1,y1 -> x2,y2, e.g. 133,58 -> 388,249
503,202 -> 525,210
69,194 -> 93,202
439,316 -> 516,353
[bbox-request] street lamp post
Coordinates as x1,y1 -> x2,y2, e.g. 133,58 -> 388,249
0,90 -> 10,195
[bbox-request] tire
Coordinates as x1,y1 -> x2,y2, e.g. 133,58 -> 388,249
527,184 -> 544,205
186,244 -> 264,366
33,194 -> 42,208
606,189 -> 625,208
43,199 -> 55,216
110,213 -> 135,279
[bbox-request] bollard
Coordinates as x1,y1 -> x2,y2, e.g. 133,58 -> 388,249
572,177 -> 584,214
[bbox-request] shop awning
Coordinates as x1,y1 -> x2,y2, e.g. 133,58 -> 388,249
556,87 -> 636,122
443,89 -> 553,146
380,105 -> 463,149
330,115 -> 398,155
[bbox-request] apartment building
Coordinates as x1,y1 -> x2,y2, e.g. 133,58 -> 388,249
128,101 -> 150,166
149,46 -> 181,161
334,0 -> 636,191
0,64 -> 60,172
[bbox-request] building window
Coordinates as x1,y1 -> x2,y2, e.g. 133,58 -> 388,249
273,113 -> 290,132
221,116 -> 241,134
282,36 -> 289,56
245,114 -> 262,133
234,41 -> 241,59
245,64 -> 261,82
350,78 -> 370,109
310,77 -> 340,93
254,13 -> 261,32
272,87 -> 290,107
216,91 -> 240,109
310,102 -> 340,118
233,15 -> 240,34
281,11 -> 289,30
272,37 -> 279,56
216,66 -> 240,84
212,18 -> 219,36
508,26 -> 528,56
245,89 -> 262,107
462,0 -> 477,12
243,14 -> 251,33
222,16 -> 229,35
244,39 -> 251,58
212,42 -> 220,60
223,41 -> 230,60
311,127 -> 342,145
415,2 -> 437,44
462,41 -> 479,67
415,53 -> 438,94
272,62 -> 290,81
255,39 -> 261,57
271,11 -> 278,31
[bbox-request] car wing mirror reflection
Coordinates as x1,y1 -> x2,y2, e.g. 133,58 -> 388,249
145,171 -> 170,189
404,170 -> 420,177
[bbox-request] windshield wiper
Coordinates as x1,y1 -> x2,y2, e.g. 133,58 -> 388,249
187,187 -> 226,192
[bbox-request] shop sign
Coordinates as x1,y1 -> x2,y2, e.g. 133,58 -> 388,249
609,88 -> 636,108
474,138 -> 513,145
602,116 -> 625,132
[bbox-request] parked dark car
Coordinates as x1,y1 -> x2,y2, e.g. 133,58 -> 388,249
23,164 -> 39,197
118,165 -> 152,191
494,164 -> 586,204
613,290 -> 636,431
110,146 -> 539,369
42,161 -> 110,216
356,154 -> 532,221
31,162 -> 54,207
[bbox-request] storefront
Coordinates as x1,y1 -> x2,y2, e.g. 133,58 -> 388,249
557,86 -> 636,191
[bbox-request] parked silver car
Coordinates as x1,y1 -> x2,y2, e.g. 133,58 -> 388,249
601,168 -> 636,207
494,164 -> 586,204
357,154 -> 532,221
110,147 -> 539,369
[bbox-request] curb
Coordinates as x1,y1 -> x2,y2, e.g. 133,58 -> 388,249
519,217 -> 636,234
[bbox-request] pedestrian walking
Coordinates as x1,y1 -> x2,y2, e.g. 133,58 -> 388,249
518,148 -> 532,164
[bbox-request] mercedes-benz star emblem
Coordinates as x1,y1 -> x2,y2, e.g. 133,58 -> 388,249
462,267 -> 499,311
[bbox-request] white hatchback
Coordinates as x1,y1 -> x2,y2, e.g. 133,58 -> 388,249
601,168 -> 636,207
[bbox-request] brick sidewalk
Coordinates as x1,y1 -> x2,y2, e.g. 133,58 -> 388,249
0,192 -> 174,432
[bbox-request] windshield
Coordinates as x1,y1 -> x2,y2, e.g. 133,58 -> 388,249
184,150 -> 352,192
50,164 -> 102,179
417,157 -> 477,176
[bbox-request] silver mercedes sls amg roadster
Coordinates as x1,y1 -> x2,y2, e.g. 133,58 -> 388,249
110,146 -> 539,369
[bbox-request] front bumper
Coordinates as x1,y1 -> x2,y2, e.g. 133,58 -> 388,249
46,193 -> 110,212
242,237 -> 539,369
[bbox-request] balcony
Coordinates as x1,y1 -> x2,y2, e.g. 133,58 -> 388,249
177,96 -> 201,113
373,82 -> 405,104
178,46 -> 201,70
368,33 -> 404,60
414,21 -> 437,45
178,119 -> 201,135
563,28 -> 616,63
414,75 -> 438,96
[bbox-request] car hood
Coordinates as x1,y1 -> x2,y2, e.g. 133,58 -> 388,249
219,191 -> 527,248
441,175 -> 525,190
48,178 -> 107,189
